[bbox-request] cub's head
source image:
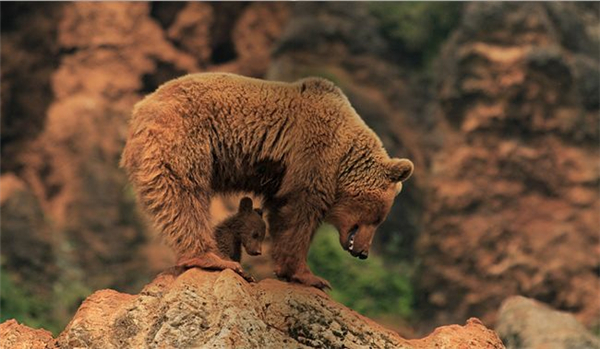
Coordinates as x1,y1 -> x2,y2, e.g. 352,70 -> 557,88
326,158 -> 413,259
236,197 -> 267,256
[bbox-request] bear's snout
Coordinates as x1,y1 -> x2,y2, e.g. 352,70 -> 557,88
349,248 -> 369,259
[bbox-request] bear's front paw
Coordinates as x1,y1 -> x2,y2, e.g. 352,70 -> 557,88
221,260 -> 256,282
290,272 -> 332,290
176,253 -> 254,282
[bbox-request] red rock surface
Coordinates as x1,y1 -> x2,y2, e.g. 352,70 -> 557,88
0,319 -> 54,349
15,2 -> 198,294
167,2 -> 214,66
418,2 -> 600,329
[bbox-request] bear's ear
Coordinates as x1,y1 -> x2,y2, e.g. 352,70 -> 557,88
387,158 -> 414,183
239,197 -> 253,213
298,77 -> 339,94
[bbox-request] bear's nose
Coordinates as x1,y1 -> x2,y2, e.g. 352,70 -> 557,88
358,251 -> 368,259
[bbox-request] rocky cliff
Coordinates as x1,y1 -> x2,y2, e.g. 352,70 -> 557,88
0,269 -> 505,349
418,2 -> 600,329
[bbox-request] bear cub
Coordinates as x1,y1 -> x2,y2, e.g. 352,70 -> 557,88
215,197 -> 267,263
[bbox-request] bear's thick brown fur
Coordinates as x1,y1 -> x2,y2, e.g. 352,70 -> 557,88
121,72 -> 413,289
215,197 -> 266,263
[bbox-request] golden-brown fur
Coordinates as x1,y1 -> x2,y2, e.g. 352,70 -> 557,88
215,197 -> 266,262
121,72 -> 413,289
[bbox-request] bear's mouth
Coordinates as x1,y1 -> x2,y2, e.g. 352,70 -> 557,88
347,225 -> 359,253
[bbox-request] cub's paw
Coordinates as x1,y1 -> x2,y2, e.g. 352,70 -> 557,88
290,272 -> 332,290
242,274 -> 256,283
274,265 -> 292,281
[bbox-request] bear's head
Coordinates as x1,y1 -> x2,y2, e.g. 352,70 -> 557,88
237,197 -> 267,256
326,158 -> 413,259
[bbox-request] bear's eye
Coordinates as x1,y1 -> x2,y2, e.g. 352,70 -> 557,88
253,233 -> 259,239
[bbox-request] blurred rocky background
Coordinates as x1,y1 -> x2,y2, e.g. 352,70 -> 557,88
1,1 -> 598,339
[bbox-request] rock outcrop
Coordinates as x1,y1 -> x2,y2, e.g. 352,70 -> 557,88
0,269 -> 505,349
496,296 -> 600,349
0,320 -> 54,349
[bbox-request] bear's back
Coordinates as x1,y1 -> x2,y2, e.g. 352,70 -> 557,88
154,73 -> 296,100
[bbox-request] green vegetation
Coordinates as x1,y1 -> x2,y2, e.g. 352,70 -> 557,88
369,2 -> 463,67
0,263 -> 60,334
592,323 -> 600,338
1,247 -> 93,336
308,224 -> 413,319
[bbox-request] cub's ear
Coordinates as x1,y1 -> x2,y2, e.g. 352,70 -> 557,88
239,197 -> 254,213
387,158 -> 414,183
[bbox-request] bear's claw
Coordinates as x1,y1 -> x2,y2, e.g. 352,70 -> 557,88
176,253 -> 255,282
290,272 -> 332,290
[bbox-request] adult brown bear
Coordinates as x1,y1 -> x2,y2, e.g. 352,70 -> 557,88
121,73 -> 413,289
